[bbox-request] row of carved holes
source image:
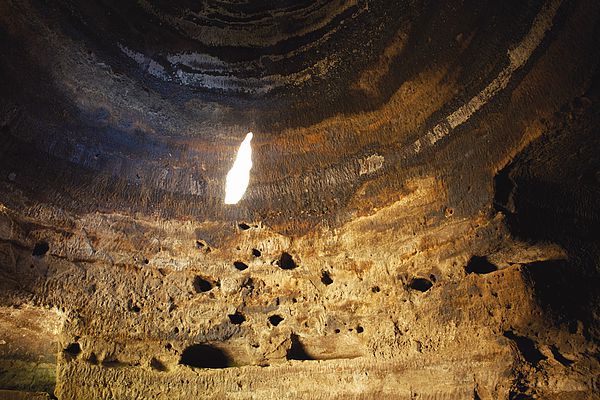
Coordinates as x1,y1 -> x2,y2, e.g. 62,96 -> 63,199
226,312 -> 283,327
233,251 -> 297,271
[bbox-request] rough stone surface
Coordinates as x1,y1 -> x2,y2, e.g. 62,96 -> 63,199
0,0 -> 599,399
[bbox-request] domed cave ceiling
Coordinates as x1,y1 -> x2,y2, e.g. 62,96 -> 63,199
0,0 -> 599,399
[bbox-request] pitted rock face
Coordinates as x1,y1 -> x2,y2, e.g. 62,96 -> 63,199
0,0 -> 600,399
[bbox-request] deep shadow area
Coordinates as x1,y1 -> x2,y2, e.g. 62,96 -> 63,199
493,91 -> 600,339
503,331 -> 546,366
179,344 -> 232,369
522,259 -> 590,326
63,342 -> 81,361
32,241 -> 50,257
286,334 -> 313,361
465,256 -> 498,275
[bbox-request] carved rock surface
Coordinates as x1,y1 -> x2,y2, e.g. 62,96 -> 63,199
0,0 -> 599,399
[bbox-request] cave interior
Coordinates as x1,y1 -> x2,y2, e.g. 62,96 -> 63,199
0,0 -> 599,399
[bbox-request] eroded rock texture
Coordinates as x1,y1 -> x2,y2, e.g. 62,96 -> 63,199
0,0 -> 599,398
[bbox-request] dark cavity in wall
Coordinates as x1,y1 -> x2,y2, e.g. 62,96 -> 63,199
128,301 -> 141,313
278,252 -> 297,270
193,276 -> 214,293
503,331 -> 546,366
32,241 -> 49,257
179,344 -> 231,369
321,271 -> 333,285
287,334 -> 313,360
493,164 -> 515,214
550,345 -> 574,366
63,342 -> 81,359
409,277 -> 433,292
465,256 -> 498,274
228,312 -> 246,325
268,315 -> 284,326
234,261 -> 249,271
522,259 -> 591,325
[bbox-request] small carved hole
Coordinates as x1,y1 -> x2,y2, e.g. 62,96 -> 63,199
228,312 -> 246,325
278,252 -> 297,270
32,241 -> 49,257
409,278 -> 433,292
64,342 -> 81,359
193,276 -> 214,293
321,271 -> 333,285
234,261 -> 248,271
268,315 -> 284,326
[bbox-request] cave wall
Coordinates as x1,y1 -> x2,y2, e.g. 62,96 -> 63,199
0,0 -> 599,399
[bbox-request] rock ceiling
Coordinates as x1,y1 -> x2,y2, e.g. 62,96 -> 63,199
0,0 -> 599,399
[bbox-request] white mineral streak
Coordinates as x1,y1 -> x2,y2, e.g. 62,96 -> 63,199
414,0 -> 562,152
359,154 -> 385,175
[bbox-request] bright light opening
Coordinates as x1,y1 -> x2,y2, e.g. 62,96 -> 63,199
224,132 -> 253,204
